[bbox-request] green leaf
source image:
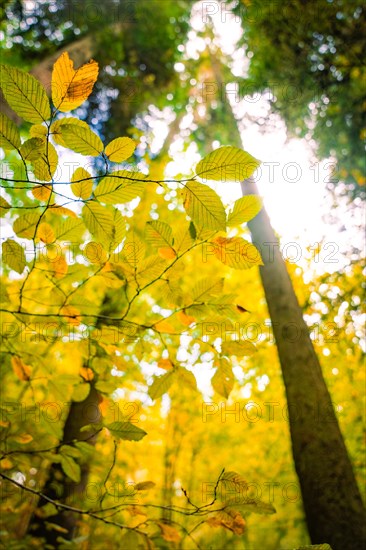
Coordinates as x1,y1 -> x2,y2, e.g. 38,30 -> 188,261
119,531 -> 142,550
60,454 -> 81,483
37,503 -> 58,518
82,201 -> 115,245
71,168 -> 93,199
0,197 -> 11,217
148,370 -> 175,400
13,212 -> 40,239
212,357 -> 234,399
0,64 -> 51,123
60,124 -> 103,156
19,138 -> 45,161
227,195 -> 263,225
72,383 -> 90,402
2,239 -> 26,274
221,340 -> 257,357
0,112 -> 21,150
145,220 -> 173,248
94,170 -> 146,204
195,146 -> 260,182
135,481 -> 156,491
182,181 -> 226,231
105,137 -> 136,162
225,497 -> 276,515
105,421 -> 147,441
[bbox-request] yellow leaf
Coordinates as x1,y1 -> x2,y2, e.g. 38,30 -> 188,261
11,356 -> 32,381
182,181 -> 226,231
37,222 -> 55,244
13,212 -> 40,239
158,247 -> 176,259
32,184 -> 52,201
52,52 -> 99,112
51,255 -> 68,278
212,236 -> 263,269
0,458 -> 13,469
0,112 -> 21,150
196,146 -> 260,182
48,205 -> 77,218
105,137 -> 136,162
30,124 -> 48,139
0,64 -> 50,123
32,142 -> 58,182
14,433 -> 33,444
71,167 -> 93,199
94,170 -> 146,204
227,195 -> 263,226
0,196 -> 11,217
19,138 -> 45,161
60,124 -> 103,156
51,117 -> 89,147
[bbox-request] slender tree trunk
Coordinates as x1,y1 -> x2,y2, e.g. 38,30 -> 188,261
241,177 -> 366,549
28,384 -> 101,545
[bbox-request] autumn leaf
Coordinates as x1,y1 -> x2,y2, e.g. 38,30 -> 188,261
52,52 -> 98,112
211,236 -> 263,269
158,522 -> 181,543
11,356 -> 32,381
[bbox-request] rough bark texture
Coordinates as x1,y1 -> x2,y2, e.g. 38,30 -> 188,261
29,385 -> 101,545
241,177 -> 366,549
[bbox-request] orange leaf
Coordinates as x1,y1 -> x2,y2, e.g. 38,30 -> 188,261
177,311 -> 195,326
158,247 -> 176,260
60,305 -> 80,326
11,356 -> 32,381
154,320 -> 175,334
52,52 -> 99,112
51,255 -> 68,278
32,184 -> 52,201
14,433 -> 33,444
79,367 -> 94,381
158,358 -> 174,370
158,523 -> 181,543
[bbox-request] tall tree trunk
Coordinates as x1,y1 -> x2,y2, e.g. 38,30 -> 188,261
241,177 -> 366,549
28,385 -> 101,545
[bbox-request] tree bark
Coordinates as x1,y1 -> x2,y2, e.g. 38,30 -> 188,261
241,177 -> 366,549
28,384 -> 101,545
